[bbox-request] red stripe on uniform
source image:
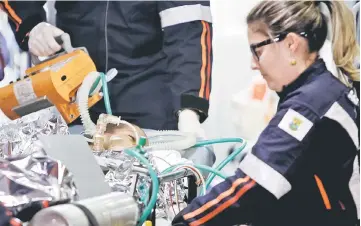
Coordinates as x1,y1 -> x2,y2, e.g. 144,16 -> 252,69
190,180 -> 256,226
184,176 -> 251,220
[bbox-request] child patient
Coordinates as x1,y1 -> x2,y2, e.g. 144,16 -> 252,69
90,123 -> 147,151
86,123 -> 215,167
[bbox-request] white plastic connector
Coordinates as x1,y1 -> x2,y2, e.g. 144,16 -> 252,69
89,68 -> 118,97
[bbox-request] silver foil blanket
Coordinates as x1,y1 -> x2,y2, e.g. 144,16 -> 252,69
0,154 -> 78,213
0,107 -> 69,158
0,107 -> 77,215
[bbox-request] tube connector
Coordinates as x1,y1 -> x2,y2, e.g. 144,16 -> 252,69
95,113 -> 121,136
91,114 -> 122,152
93,134 -> 105,152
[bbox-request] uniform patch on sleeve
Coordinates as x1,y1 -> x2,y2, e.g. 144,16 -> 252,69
278,109 -> 313,141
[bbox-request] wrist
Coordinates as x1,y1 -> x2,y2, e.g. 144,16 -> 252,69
180,94 -> 209,123
178,109 -> 200,122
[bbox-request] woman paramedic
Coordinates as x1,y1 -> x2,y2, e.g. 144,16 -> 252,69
172,1 -> 360,226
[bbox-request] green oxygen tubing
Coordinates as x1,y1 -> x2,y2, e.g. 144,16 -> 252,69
77,69 -> 116,135
124,148 -> 159,226
191,138 -> 247,195
78,70 -> 248,222
123,137 -> 247,225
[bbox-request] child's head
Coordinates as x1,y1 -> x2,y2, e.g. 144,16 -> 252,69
92,123 -> 147,151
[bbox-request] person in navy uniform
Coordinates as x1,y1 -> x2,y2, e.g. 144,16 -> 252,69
173,1 -> 360,226
1,0 -> 216,175
1,1 -> 213,135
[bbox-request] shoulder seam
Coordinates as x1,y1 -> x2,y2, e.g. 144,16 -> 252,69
281,100 -> 321,118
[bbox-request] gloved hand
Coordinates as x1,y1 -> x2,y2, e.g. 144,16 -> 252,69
178,109 -> 205,138
28,22 -> 64,57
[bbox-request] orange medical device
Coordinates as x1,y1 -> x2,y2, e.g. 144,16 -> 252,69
0,34 -> 102,124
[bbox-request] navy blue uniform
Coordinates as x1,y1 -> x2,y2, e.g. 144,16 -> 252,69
2,1 -> 213,130
173,59 -> 359,226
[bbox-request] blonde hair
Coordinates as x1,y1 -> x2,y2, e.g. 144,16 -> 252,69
247,1 -> 360,82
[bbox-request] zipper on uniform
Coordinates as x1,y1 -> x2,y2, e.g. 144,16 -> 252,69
105,0 -> 109,73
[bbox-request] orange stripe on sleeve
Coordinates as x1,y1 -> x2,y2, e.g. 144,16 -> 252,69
9,218 -> 22,226
205,22 -> 211,100
190,180 -> 256,226
42,200 -> 49,208
314,175 -> 331,210
198,21 -> 207,98
184,176 -> 250,220
3,0 -> 22,31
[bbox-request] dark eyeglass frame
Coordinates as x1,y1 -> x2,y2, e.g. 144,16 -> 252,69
250,32 -> 309,61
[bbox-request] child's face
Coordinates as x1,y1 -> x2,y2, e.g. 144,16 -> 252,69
102,124 -> 147,151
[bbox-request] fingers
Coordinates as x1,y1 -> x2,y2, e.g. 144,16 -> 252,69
28,37 -> 46,57
50,26 -> 65,50
51,25 -> 65,37
28,22 -> 64,57
42,31 -> 62,55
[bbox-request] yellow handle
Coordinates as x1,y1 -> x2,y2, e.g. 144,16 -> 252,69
145,221 -> 152,226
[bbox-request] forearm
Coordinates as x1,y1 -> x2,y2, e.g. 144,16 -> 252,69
170,20 -> 213,122
172,169 -> 276,226
159,1 -> 213,122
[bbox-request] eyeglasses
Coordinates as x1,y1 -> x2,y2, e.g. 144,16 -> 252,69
250,32 -> 309,61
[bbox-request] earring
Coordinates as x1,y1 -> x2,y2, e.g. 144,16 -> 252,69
290,59 -> 297,66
